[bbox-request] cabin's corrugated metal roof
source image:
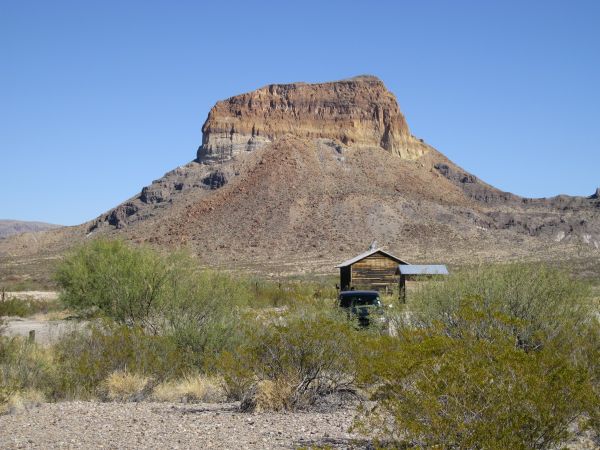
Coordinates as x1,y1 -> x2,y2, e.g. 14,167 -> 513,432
398,264 -> 449,275
335,248 -> 409,268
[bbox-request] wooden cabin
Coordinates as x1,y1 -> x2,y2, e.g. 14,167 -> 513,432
336,248 -> 409,292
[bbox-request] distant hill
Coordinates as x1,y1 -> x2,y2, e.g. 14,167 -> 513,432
1,76 -> 599,278
0,220 -> 60,239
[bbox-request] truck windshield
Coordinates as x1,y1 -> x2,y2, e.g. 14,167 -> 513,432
339,293 -> 381,308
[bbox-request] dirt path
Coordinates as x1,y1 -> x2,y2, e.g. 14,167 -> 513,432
2,291 -> 59,301
0,401 -> 367,449
2,317 -> 79,345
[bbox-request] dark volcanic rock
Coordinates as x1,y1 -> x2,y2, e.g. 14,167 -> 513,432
141,185 -> 171,204
202,170 -> 228,190
434,163 -> 476,184
434,163 -> 518,204
107,203 -> 139,229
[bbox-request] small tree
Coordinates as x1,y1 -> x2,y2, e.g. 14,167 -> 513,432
55,239 -> 170,332
55,239 -> 248,366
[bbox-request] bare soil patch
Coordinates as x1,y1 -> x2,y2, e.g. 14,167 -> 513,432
2,317 -> 78,345
0,401 -> 366,449
3,291 -> 58,302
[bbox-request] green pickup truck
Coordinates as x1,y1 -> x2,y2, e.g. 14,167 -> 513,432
338,290 -> 387,328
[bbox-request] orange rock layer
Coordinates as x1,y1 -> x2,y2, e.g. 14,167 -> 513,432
198,75 -> 428,161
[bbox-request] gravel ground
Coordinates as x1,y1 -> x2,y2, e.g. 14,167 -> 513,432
0,401 -> 369,449
3,292 -> 59,301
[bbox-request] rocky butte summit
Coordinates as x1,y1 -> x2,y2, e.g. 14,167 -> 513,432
2,75 -> 599,274
199,75 -> 426,162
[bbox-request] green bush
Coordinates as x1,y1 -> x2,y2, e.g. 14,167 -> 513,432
55,240 -> 251,365
359,306 -> 599,448
356,267 -> 600,449
405,264 -> 596,351
55,239 -> 335,324
242,277 -> 337,308
0,336 -> 55,409
163,269 -> 249,366
0,297 -> 62,317
55,239 -> 172,330
216,307 -> 361,409
52,323 -> 191,399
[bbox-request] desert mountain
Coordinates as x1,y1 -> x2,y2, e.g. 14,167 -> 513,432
1,76 -> 599,276
0,220 -> 60,239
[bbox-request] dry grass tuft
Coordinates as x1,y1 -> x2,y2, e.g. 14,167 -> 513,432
102,371 -> 149,402
252,378 -> 296,412
1,389 -> 46,415
152,375 -> 224,403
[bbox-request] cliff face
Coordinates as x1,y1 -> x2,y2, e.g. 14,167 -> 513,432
198,75 -> 428,161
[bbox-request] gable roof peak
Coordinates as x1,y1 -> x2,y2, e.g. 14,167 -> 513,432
335,248 -> 409,268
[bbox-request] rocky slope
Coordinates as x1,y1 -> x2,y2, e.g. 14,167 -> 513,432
1,76 -> 598,277
0,220 -> 60,239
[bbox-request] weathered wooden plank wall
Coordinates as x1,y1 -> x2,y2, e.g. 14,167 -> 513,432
351,252 -> 399,291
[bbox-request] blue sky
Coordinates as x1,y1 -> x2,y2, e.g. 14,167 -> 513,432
2,0 -> 599,225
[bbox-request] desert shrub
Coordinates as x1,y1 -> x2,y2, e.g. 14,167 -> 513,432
218,308 -> 361,410
1,388 -> 46,414
52,323 -> 191,399
243,277 -> 337,308
211,347 -> 255,401
55,240 -> 249,365
357,298 -> 600,449
55,239 -> 174,331
0,336 -> 55,412
101,371 -> 150,402
152,374 -> 224,403
246,379 -> 297,412
163,269 -> 248,366
0,297 -> 62,317
405,263 -> 596,351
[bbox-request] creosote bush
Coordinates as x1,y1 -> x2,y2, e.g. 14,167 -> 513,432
218,307 -> 362,410
53,323 -> 191,399
0,297 -> 62,317
406,264 -> 596,350
56,239 -> 179,330
0,336 -> 55,412
356,265 -> 600,449
53,239 -> 333,369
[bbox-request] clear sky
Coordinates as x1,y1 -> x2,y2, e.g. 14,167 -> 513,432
2,0 -> 599,225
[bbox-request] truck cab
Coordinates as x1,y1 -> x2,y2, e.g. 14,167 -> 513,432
338,290 -> 384,327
